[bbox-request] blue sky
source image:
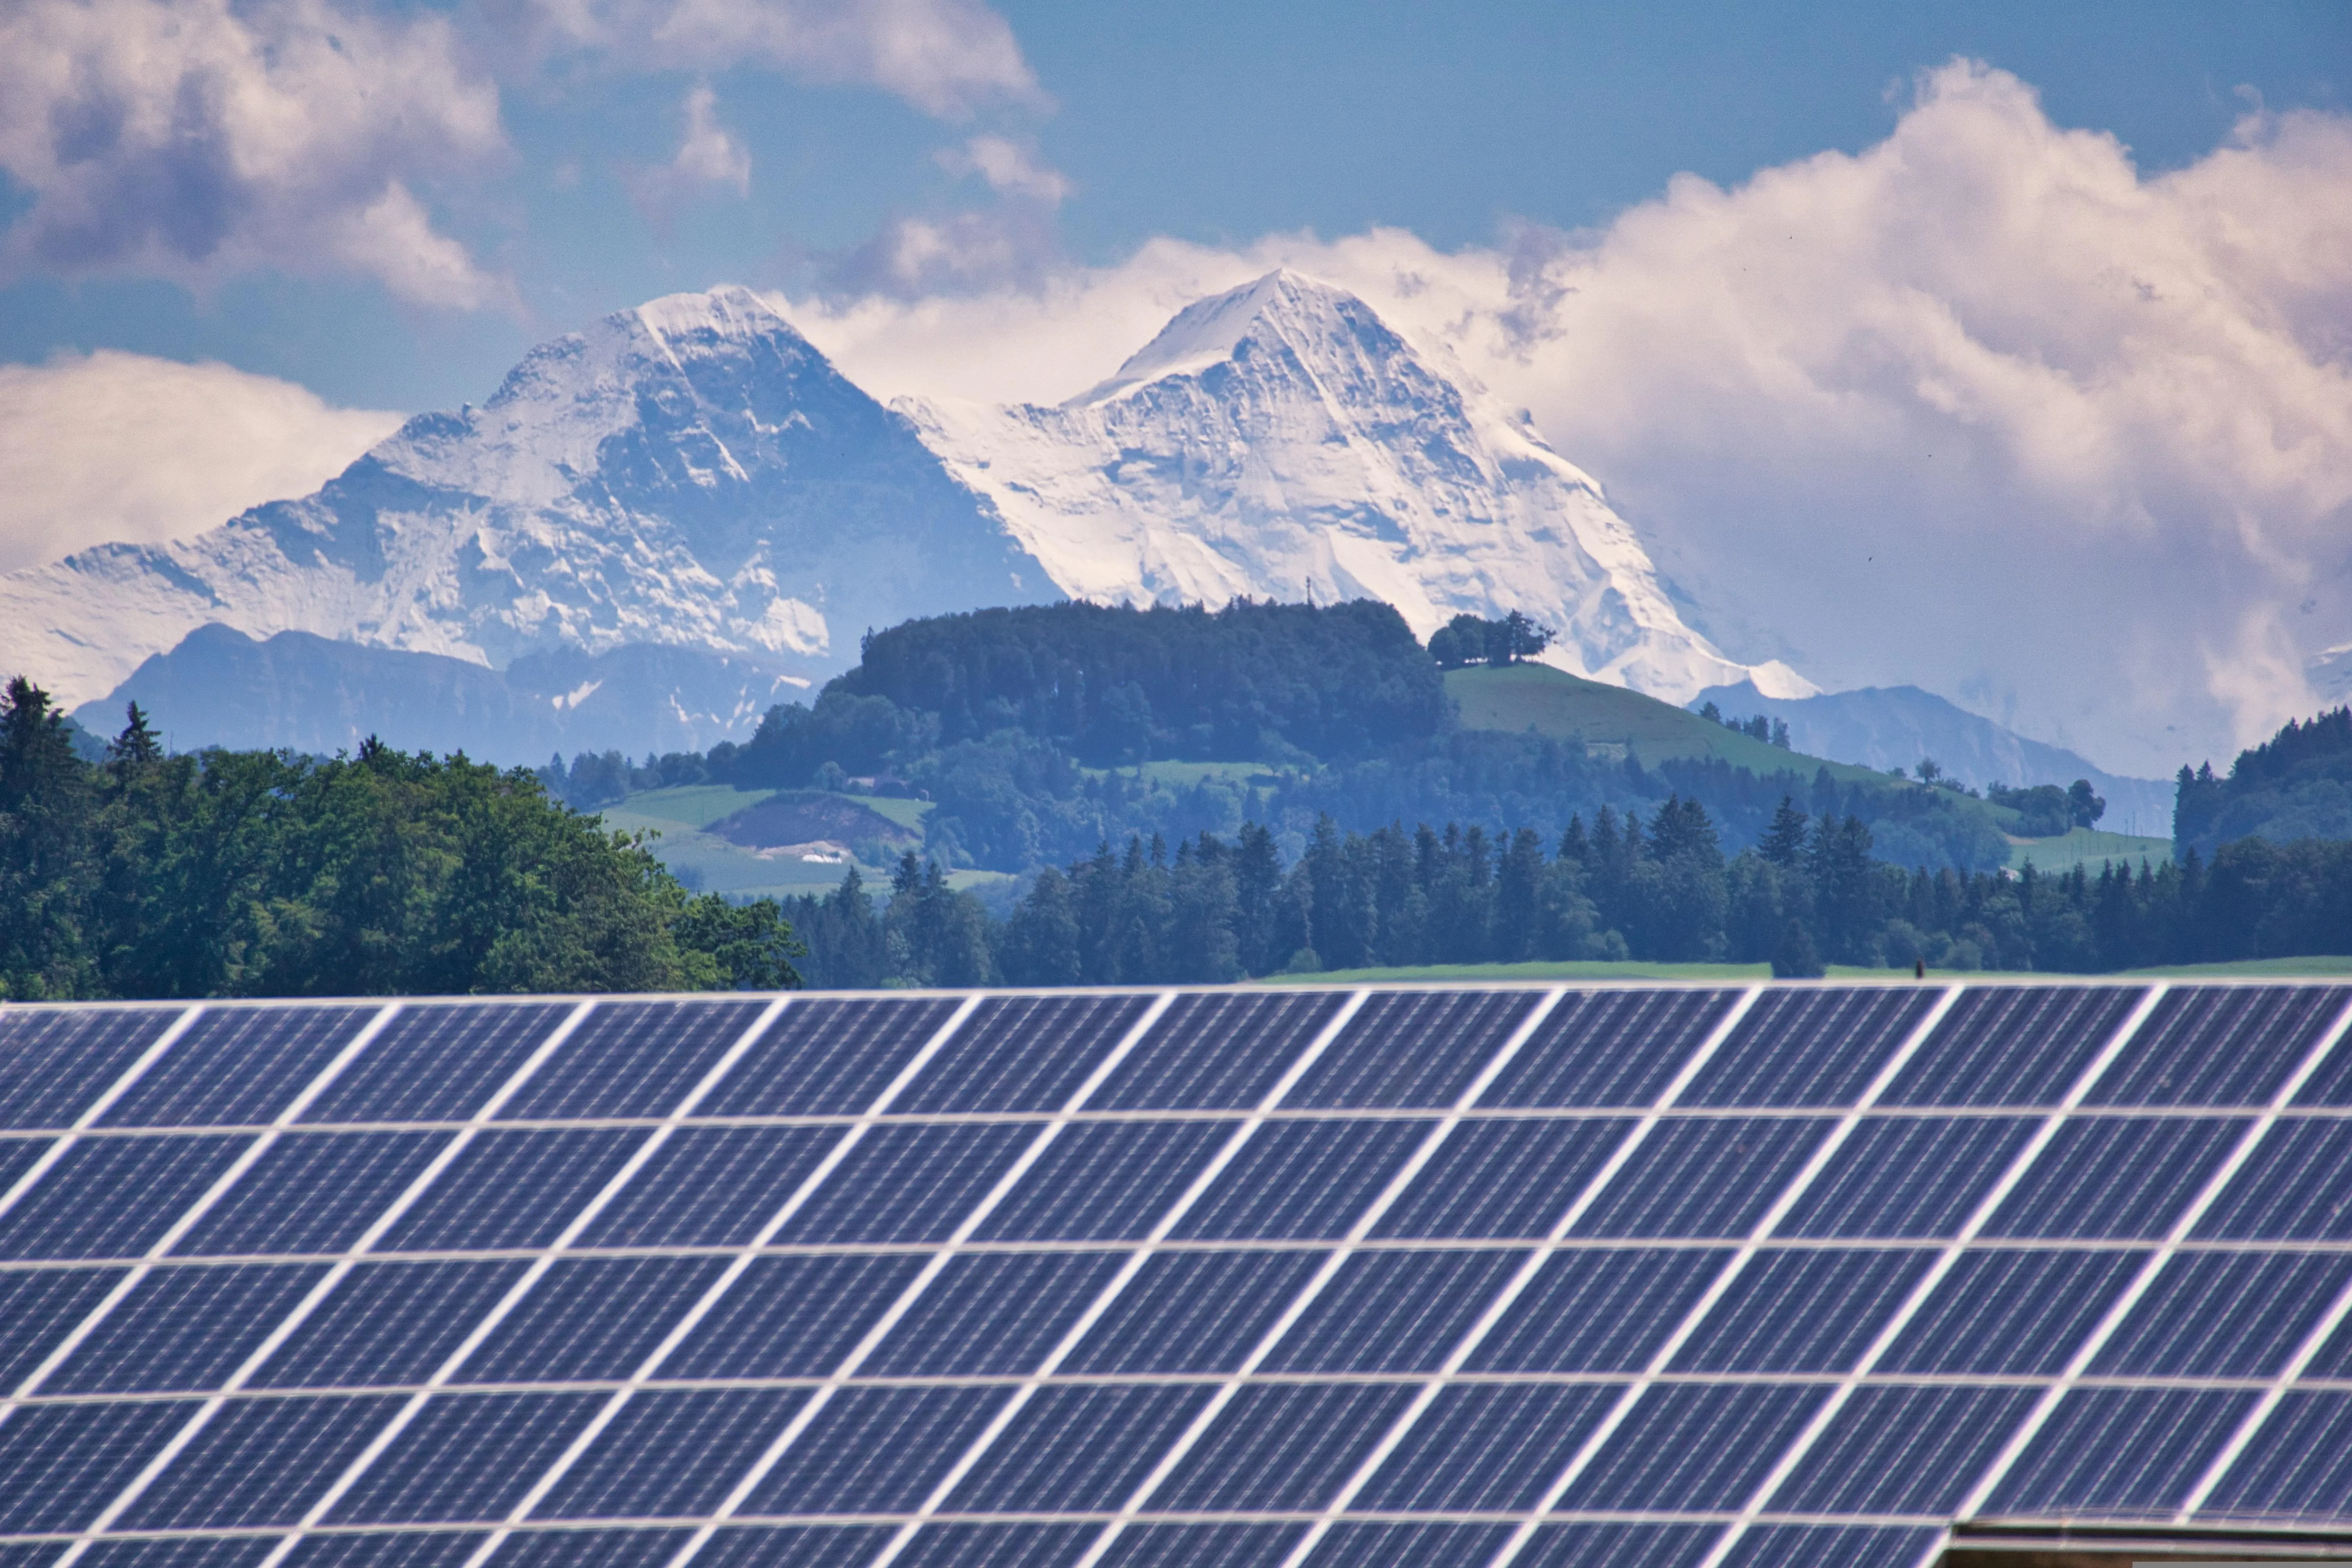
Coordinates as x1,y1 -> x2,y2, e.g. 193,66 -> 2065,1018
0,1 -> 2341,409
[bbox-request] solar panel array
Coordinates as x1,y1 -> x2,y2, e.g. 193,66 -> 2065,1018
2,981 -> 2351,1568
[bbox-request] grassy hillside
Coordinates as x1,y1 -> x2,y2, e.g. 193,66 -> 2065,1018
597,785 -> 1002,898
2007,826 -> 2175,876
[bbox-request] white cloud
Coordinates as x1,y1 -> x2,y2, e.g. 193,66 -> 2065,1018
628,82 -> 752,215
937,134 -> 1071,204
0,351 -> 403,573
780,64 -> 2352,777
0,0 -> 509,309
504,0 -> 1038,118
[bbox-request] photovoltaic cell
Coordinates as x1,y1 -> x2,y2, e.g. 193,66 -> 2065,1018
117,1393 -> 403,1530
1554,1381 -> 1828,1511
1567,1117 -> 1831,1238
766,1121 -> 1034,1246
323,1390 -> 605,1524
660,1253 -> 925,1380
944,1383 -> 1215,1512
971,1118 -> 1236,1242
2089,1249 -> 2352,1376
1167,1118 -> 1434,1241
496,1000 -> 767,1122
374,1129 -> 646,1253
694,997 -> 963,1117
1155,1382 -> 1421,1511
1059,1249 -> 1327,1375
0,1135 -> 247,1261
861,1249 -> 1127,1376
2200,1390 -> 2352,1518
457,1255 -> 731,1383
298,1005 -> 570,1125
0,1397 -> 196,1534
1370,1116 -> 1634,1239
1774,1383 -> 2043,1514
1778,1116 -> 2036,1238
1683,986 -> 1936,1106
693,1529 -> 890,1568
1102,1524 -> 1304,1568
1982,1115 -> 2245,1238
177,1131 -> 447,1256
1877,1248 -> 2147,1375
252,1258 -> 532,1389
99,1007 -> 374,1128
2193,1117 -> 2352,1239
1301,1523 -> 1514,1568
891,993 -> 1153,1114
0,1008 -> 181,1129
495,1532 -> 696,1568
530,1388 -> 807,1520
45,1261 -> 331,1394
1721,1527 -> 1944,1568
1466,1247 -> 1731,1373
2091,985 -> 2352,1105
1484,989 -> 1740,1107
740,1385 -> 1002,1515
0,1266 -> 126,1386
890,1525 -> 1100,1568
1881,985 -> 2144,1105
1983,1386 -> 2256,1515
1287,989 -> 1537,1108
571,1125 -> 838,1248
2292,989 -> 2352,1105
1354,1383 -> 1621,1512
283,1533 -> 490,1568
1091,990 -> 1352,1111
1259,1246 -> 1527,1372
1668,1247 -> 1933,1372
73,1539 -> 277,1568
1515,1523 -> 1715,1568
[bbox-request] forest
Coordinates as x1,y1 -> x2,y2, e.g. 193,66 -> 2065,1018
0,680 -> 801,1000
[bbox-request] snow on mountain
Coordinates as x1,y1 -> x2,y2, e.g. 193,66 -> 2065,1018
902,269 -> 1813,704
0,286 -> 1054,709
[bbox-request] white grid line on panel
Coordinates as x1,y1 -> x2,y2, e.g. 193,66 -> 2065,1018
236,998 -> 799,1568
1925,982 -> 2352,1566
1059,987 -> 1574,1568
0,1005 -> 205,1229
1272,983 -> 1772,1568
654,991 -> 1184,1568
1481,983 -> 1969,1568
1700,983 -> 2180,1568
860,987 -> 1445,1568
2174,989 -> 2352,1523
48,999 -> 606,1567
2,1003 -> 401,1436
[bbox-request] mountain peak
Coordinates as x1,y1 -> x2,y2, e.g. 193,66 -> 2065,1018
1066,268 -> 1370,407
628,284 -> 797,349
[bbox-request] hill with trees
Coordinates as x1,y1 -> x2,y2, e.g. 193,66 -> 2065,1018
2175,706 -> 2352,857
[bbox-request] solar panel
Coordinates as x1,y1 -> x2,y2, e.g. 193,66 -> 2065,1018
0,980 -> 2348,1568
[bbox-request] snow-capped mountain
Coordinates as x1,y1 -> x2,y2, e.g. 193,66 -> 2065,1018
904,270 -> 1811,703
0,287 -> 1054,710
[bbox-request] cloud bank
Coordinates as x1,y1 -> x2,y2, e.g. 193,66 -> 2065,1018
785,63 -> 2352,777
0,352 -> 402,573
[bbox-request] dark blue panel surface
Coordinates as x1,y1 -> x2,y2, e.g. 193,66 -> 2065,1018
863,1250 -> 1126,1376
889,1525 -> 1098,1568
0,1138 -> 47,1198
1093,991 -> 1351,1111
2196,1119 -> 2352,1239
532,1388 -> 807,1519
1555,1381 -> 1827,1511
1372,1118 -> 1634,1239
769,1122 -> 1033,1246
375,1129 -> 643,1252
1467,1247 -> 1730,1372
741,1385 -> 1002,1514
0,1008 -> 181,1129
1882,985 -> 2145,1105
299,1004 -> 570,1125
1721,1527 -> 1944,1568
693,1529 -> 892,1568
1354,1383 -> 1621,1511
49,1263 -> 329,1393
1169,1118 -> 1433,1241
325,1391 -> 603,1523
1261,1248 -> 1526,1373
973,1119 -> 1236,1242
662,1253 -> 925,1379
283,1533 -> 489,1568
1879,1249 -> 2146,1374
1684,987 -> 1938,1106
1486,989 -> 1741,1109
0,1266 -> 126,1386
1671,1248 -> 1932,1372
2092,986 -> 2351,1106
101,1007 -> 378,1127
1288,989 -> 1539,1109
573,1125 -> 837,1248
498,1001 -> 768,1122
254,1258 -> 531,1388
1060,1250 -> 1325,1375
944,1383 -> 1215,1512
0,1397 -> 194,1533
1103,1524 -> 1304,1568
0,1135 -> 245,1260
495,1532 -> 696,1568
1985,1387 -> 2255,1514
1775,1384 -> 2043,1513
179,1132 -> 446,1256
460,1256 -> 729,1383
1515,1523 -> 1714,1568
1984,1116 -> 2243,1237
1780,1116 -> 2037,1237
1567,1118 -> 1831,1238
2092,1250 -> 2352,1376
2202,1390 -> 2352,1517
893,994 -> 1154,1114
696,998 -> 963,1117
117,1394 -> 400,1529
2293,991 -> 2352,1105
1305,1525 -> 1513,1568
74,1540 -> 277,1568
1156,1381 -> 1420,1510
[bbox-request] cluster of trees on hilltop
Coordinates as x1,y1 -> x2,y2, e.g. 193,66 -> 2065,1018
784,794 -> 2352,988
0,680 -> 800,1000
2175,706 -> 2352,856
